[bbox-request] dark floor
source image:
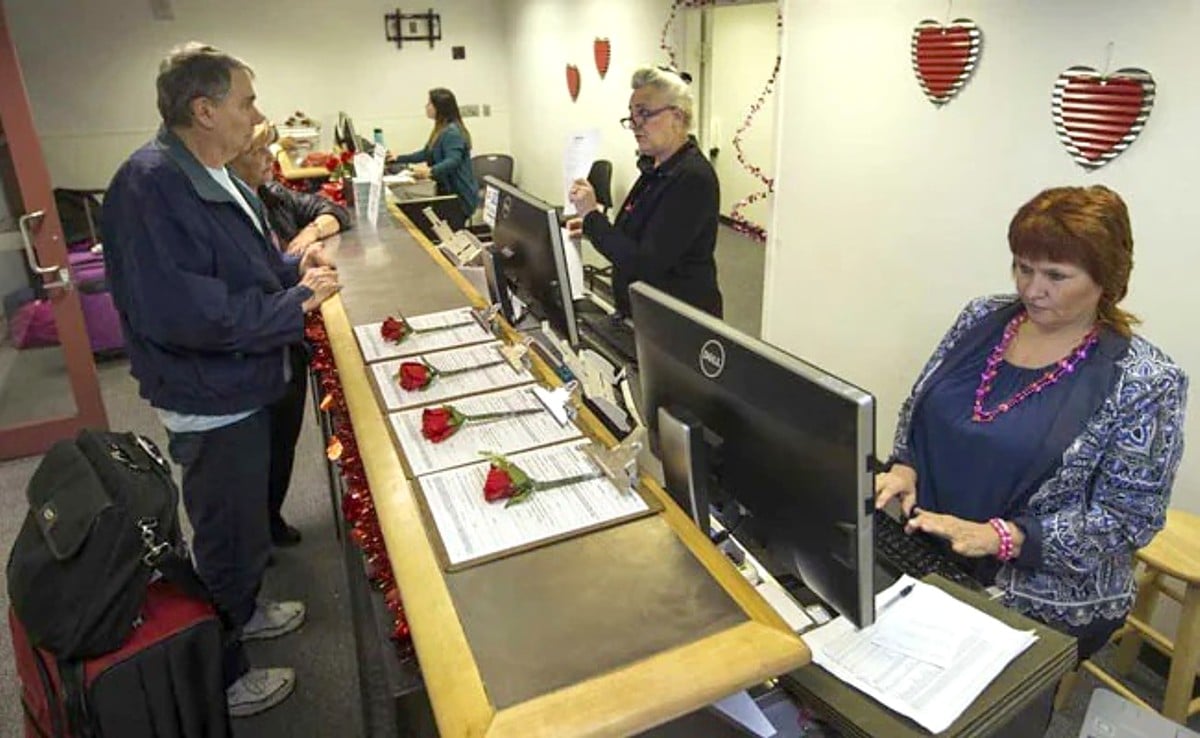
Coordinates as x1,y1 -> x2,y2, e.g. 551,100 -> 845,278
0,357 -> 362,738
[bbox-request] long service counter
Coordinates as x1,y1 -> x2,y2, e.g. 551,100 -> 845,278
317,205 -> 810,737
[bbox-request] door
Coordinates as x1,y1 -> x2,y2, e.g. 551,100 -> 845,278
0,5 -> 106,459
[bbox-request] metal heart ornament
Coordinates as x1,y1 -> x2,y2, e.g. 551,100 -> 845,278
911,19 -> 982,106
1052,66 -> 1155,170
594,37 -> 611,79
566,64 -> 581,102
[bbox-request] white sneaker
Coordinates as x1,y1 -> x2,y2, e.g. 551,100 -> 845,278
226,667 -> 295,717
242,599 -> 306,641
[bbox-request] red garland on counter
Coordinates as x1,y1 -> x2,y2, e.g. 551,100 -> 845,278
660,0 -> 781,244
305,313 -> 414,655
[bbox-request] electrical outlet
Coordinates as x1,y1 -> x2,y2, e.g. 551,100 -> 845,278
149,0 -> 175,20
459,104 -> 480,117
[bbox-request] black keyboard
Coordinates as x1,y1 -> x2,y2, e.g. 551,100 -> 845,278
874,510 -> 984,592
579,312 -> 637,364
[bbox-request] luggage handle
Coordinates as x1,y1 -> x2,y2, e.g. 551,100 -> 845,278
18,211 -> 71,291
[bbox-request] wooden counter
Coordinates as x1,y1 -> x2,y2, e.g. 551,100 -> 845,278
319,205 -> 810,737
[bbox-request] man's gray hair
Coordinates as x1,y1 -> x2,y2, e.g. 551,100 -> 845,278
156,42 -> 253,128
631,66 -> 694,128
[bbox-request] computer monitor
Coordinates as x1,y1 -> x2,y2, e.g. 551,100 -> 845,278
394,195 -> 466,241
630,282 -> 877,628
485,176 -> 579,348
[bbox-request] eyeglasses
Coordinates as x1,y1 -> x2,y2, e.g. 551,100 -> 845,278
619,106 -> 677,130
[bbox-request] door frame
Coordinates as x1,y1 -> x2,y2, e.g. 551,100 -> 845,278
0,5 -> 107,458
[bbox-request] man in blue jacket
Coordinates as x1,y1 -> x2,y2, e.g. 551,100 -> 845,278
102,42 -> 340,717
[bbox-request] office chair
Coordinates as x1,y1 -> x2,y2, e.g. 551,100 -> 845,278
471,154 -> 515,187
581,159 -> 616,301
586,159 -> 613,213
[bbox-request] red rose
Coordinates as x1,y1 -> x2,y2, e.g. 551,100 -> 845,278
341,149 -> 354,164
421,406 -> 464,443
380,316 -> 408,343
397,361 -> 434,391
483,464 -> 517,502
325,154 -> 341,172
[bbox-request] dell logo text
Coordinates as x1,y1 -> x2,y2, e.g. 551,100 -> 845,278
699,340 -> 725,379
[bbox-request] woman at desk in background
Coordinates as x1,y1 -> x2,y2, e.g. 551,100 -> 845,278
387,87 -> 478,229
228,121 -> 350,546
874,185 -> 1187,660
567,66 -> 722,319
230,122 -> 352,255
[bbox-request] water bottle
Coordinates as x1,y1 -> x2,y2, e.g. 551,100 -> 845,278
373,128 -> 386,152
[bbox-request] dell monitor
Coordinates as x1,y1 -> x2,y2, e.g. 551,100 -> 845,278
630,282 -> 877,628
485,176 -> 579,348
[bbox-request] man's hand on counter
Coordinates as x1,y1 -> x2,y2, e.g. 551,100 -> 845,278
300,266 -> 341,312
299,242 -> 337,273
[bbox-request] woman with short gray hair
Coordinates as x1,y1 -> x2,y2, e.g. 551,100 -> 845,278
569,65 -> 722,319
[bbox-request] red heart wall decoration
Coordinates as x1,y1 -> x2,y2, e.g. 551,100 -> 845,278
594,38 -> 611,79
1052,66 -> 1155,170
566,64 -> 581,102
911,19 -> 982,106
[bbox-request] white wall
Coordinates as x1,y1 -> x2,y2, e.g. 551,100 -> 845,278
500,0 -> 692,206
708,1 -> 778,226
766,0 -> 1200,513
5,0 -> 513,187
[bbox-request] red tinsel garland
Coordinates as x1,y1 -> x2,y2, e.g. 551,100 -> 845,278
660,0 -> 782,244
305,313 -> 414,656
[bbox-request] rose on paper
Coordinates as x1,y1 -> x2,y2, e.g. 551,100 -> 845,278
421,406 -> 466,442
397,360 -> 436,391
479,452 -> 604,507
419,404 -> 544,444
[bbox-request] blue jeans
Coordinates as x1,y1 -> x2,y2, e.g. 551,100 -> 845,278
167,411 -> 272,686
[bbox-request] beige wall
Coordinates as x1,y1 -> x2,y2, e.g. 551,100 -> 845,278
707,1 -> 779,226
6,0 -> 514,187
500,0 -> 693,206
766,0 -> 1200,513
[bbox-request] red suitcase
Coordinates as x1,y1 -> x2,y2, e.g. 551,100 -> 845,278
11,581 -> 230,738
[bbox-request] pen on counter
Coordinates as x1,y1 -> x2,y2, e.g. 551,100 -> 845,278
878,582 -> 915,616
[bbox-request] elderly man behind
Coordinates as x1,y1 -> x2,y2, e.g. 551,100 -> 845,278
229,122 -> 351,546
102,42 -> 340,717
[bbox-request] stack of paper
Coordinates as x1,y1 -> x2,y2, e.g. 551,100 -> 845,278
370,342 -> 535,411
418,440 -> 651,568
803,576 -> 1038,734
354,307 -> 494,363
388,387 -> 583,476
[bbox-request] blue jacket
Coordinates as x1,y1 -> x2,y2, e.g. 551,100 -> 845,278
102,128 -> 311,415
392,123 -> 478,215
892,295 -> 1188,630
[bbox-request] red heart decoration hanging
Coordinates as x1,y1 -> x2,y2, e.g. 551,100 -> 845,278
911,19 -> 982,106
594,38 -> 611,79
1052,66 -> 1155,170
566,64 -> 581,102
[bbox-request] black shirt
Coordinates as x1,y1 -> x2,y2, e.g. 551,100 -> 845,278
582,137 -> 722,317
257,181 -> 353,245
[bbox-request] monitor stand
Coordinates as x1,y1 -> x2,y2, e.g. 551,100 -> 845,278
657,406 -> 714,537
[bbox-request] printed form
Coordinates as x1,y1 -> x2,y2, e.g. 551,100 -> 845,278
354,307 -> 494,363
389,386 -> 583,476
370,342 -> 535,411
418,440 -> 649,567
803,575 -> 1038,733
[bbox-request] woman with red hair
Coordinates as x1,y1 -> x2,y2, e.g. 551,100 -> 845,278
875,185 -> 1187,660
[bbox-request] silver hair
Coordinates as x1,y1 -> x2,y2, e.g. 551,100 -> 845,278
630,66 -> 694,128
156,42 -> 253,128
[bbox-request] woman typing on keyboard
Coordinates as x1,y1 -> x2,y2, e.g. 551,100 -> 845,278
874,185 -> 1187,661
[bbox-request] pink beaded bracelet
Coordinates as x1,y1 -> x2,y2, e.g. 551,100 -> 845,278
989,517 -> 1014,561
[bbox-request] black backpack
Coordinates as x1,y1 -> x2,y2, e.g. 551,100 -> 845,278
7,429 -> 206,660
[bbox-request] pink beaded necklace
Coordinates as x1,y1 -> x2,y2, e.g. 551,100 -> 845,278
972,312 -> 1099,423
